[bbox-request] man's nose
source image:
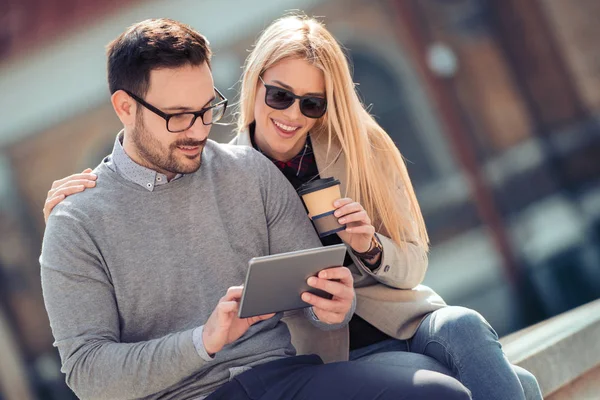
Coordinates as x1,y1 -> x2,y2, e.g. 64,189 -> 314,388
184,116 -> 210,140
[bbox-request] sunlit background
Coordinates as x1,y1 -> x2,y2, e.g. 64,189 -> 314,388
1,0 -> 600,398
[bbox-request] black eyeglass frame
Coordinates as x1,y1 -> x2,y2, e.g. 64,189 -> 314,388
122,87 -> 228,132
259,76 -> 327,119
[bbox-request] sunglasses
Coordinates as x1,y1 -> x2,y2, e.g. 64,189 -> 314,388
259,76 -> 327,119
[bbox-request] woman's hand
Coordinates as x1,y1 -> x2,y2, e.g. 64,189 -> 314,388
44,168 -> 97,224
334,198 -> 376,254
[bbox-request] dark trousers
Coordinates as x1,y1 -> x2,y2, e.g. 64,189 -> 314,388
206,355 -> 471,400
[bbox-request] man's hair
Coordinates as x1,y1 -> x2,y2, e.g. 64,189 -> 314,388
106,18 -> 211,96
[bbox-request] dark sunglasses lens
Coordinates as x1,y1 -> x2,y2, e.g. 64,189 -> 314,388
300,97 -> 327,118
265,87 -> 294,109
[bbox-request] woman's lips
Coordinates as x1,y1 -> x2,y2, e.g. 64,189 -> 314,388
271,118 -> 300,138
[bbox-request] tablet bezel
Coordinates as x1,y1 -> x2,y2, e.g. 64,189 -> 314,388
238,244 -> 347,318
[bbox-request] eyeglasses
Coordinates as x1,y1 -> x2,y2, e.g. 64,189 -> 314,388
122,88 -> 228,132
259,76 -> 327,119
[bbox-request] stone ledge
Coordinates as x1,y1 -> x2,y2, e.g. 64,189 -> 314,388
500,299 -> 600,398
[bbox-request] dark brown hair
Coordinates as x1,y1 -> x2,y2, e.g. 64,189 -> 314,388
106,18 -> 211,96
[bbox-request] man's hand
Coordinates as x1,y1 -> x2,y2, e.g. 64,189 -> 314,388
302,267 -> 355,324
202,286 -> 275,355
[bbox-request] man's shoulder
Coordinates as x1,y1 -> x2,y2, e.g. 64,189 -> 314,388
205,140 -> 266,166
49,162 -> 122,221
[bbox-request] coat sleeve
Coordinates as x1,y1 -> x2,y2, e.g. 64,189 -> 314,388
348,178 -> 428,289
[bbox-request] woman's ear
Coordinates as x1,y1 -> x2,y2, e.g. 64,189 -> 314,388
111,90 -> 137,126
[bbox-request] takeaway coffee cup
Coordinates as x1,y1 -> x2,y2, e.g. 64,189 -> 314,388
297,177 -> 346,237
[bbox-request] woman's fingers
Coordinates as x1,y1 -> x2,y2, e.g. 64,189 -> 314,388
345,225 -> 375,236
338,210 -> 370,225
47,179 -> 95,203
44,195 -> 66,223
51,172 -> 97,190
333,198 -> 353,208
333,201 -> 361,216
44,185 -> 89,223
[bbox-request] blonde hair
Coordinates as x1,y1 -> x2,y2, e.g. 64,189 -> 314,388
237,14 -> 429,250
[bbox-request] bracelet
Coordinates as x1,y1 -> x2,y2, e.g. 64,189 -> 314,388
352,234 -> 383,260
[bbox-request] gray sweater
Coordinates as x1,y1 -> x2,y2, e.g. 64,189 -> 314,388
40,140 -> 349,400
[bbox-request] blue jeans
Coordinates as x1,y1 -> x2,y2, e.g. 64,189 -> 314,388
350,306 -> 543,400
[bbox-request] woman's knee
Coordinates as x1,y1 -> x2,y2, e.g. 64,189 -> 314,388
428,306 -> 498,343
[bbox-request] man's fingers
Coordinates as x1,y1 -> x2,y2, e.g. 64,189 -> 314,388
216,300 -> 239,315
301,292 -> 348,313
317,267 -> 354,286
247,313 -> 275,325
311,309 -> 343,325
307,276 -> 353,299
222,286 -> 244,302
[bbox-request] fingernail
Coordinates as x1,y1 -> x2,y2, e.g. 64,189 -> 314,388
307,277 -> 316,286
320,271 -> 327,279
302,293 -> 311,301
338,218 -> 346,224
88,181 -> 96,186
334,200 -> 340,207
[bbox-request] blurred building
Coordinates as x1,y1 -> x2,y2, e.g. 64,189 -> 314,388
1,0 -> 599,398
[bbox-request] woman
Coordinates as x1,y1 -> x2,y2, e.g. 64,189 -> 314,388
44,14 -> 542,400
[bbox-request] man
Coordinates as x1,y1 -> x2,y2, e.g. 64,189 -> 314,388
40,19 -> 470,400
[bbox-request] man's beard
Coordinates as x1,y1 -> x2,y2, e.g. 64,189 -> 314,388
131,116 -> 205,176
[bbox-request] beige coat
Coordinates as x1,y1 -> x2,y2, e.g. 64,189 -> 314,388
231,129 -> 446,362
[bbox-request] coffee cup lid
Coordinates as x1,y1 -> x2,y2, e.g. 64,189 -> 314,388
297,177 -> 341,196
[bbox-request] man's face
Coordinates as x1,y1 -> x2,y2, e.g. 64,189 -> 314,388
128,62 -> 215,179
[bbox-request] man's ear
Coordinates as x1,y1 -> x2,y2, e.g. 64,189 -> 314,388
111,90 -> 137,126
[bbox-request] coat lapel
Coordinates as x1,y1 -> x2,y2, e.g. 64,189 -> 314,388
233,128 -> 348,197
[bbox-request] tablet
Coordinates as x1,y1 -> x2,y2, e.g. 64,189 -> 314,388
238,244 -> 347,318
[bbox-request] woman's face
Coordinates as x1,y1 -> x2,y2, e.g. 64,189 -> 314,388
253,57 -> 325,162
